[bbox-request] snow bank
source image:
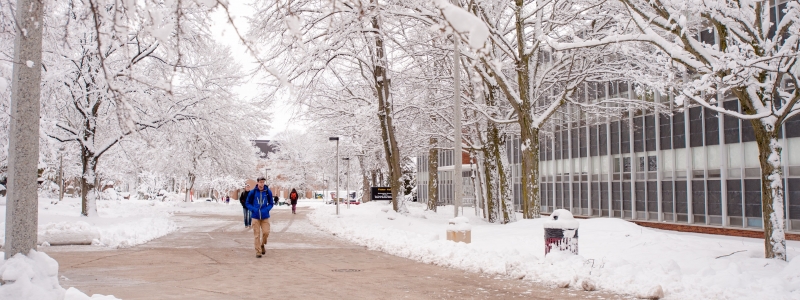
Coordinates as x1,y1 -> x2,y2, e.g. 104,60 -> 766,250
0,250 -> 119,300
309,202 -> 800,299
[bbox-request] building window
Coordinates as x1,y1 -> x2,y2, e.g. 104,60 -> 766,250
788,178 -> 800,220
692,180 -> 706,218
590,125 -> 599,157
659,114 -> 672,149
580,182 -> 588,211
744,179 -> 761,218
591,182 -> 600,210
673,112 -> 686,148
648,156 -> 658,171
611,121 -> 620,155
707,180 -> 722,216
742,119 -> 756,142
612,182 -> 621,210
571,128 -> 580,158
645,115 -> 656,151
785,115 -> 800,138
561,130 -> 570,159
634,116 -> 644,152
554,131 -> 562,160
723,100 -> 740,143
727,179 -> 743,217
579,127 -> 588,157
600,182 -> 609,211
622,182 -> 632,212
623,157 -> 632,172
689,106 -> 704,147
647,181 -> 658,214
555,182 -> 563,209
599,124 -> 608,156
621,119 -> 631,153
675,180 -> 688,214
704,107 -> 720,145
662,181 -> 674,213
635,181 -> 646,212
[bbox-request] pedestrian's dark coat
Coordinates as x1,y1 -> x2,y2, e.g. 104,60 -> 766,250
290,188 -> 299,205
239,190 -> 248,207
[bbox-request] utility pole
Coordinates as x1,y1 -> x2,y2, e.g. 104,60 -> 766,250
343,157 -> 351,209
453,35 -> 463,218
4,0 -> 45,259
329,137 -> 340,215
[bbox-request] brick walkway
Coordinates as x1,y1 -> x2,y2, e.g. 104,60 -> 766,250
46,208 -> 622,299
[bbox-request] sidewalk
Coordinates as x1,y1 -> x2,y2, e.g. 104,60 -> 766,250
45,207 -> 621,299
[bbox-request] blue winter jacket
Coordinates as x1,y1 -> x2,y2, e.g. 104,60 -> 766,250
246,186 -> 274,220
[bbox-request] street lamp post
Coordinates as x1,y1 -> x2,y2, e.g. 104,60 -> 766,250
452,34 -> 463,218
329,137 -> 340,215
343,157 -> 350,209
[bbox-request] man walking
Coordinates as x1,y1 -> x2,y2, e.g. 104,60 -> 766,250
289,188 -> 299,214
239,183 -> 252,228
246,177 -> 274,258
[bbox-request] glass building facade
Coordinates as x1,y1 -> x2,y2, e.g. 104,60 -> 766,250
416,148 -> 476,207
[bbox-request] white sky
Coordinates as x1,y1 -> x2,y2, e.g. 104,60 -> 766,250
209,2 -> 305,140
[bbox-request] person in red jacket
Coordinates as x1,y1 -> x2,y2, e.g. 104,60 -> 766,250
289,188 -> 299,214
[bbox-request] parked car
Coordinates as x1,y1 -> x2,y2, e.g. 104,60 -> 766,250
347,199 -> 360,205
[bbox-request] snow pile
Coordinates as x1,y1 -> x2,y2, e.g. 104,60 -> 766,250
0,250 -> 119,300
0,196 -> 179,248
309,202 -> 800,299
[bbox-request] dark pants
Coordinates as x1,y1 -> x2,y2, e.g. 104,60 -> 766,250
292,203 -> 297,213
243,207 -> 252,226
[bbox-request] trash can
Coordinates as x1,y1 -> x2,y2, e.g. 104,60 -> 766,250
543,209 -> 579,255
447,217 -> 471,244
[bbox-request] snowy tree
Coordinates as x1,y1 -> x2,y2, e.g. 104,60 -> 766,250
550,0 -> 798,260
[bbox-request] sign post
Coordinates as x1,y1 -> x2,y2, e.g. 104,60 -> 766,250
370,187 -> 392,201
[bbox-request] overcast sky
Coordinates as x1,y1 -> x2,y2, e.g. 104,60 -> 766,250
209,2 -> 305,140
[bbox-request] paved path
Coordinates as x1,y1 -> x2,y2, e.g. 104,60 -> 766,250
46,207 -> 622,299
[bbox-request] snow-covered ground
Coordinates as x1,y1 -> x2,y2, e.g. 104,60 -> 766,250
309,201 -> 800,299
0,195 -> 241,248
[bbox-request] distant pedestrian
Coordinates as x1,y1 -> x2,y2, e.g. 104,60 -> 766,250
239,184 -> 252,228
246,177 -> 274,258
290,188 -> 299,214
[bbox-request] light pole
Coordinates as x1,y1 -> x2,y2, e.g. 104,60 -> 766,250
329,137 -> 340,215
343,157 -> 351,209
452,33 -> 463,218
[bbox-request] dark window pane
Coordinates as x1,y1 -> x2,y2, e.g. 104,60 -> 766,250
707,180 -> 722,215
590,125 -> 599,157
562,130 -> 570,159
700,28 -> 715,45
645,115 -> 656,151
786,115 -> 800,138
623,157 -> 631,172
554,131 -> 562,160
600,182 -> 609,210
612,182 -> 621,209
591,182 -> 600,209
723,100 -> 740,144
659,114 -> 672,149
599,124 -> 608,156
742,119 -> 756,142
744,179 -> 761,217
647,181 -> 658,213
611,121 -> 620,155
541,183 -> 549,205
788,178 -> 800,220
621,119 -> 631,153
689,106 -> 704,147
573,182 -> 579,209
662,181 -> 674,213
675,181 -> 688,214
648,156 -> 658,171
571,128 -> 579,158
635,182 -> 646,212
673,112 -> 686,148
639,157 -> 645,173
555,181 -> 563,209
704,107 -> 719,145
727,180 -> 743,217
692,180 -> 706,215
580,182 -> 588,209
579,127 -> 587,157
634,117 -> 644,152
622,182 -> 632,211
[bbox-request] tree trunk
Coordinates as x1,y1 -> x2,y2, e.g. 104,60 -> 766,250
752,122 -> 787,260
80,149 -> 99,217
427,136 -> 439,211
372,11 -> 405,213
359,158 -> 369,203
518,122 -> 541,219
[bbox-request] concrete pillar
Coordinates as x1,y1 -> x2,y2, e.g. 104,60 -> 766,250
4,0 -> 44,259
